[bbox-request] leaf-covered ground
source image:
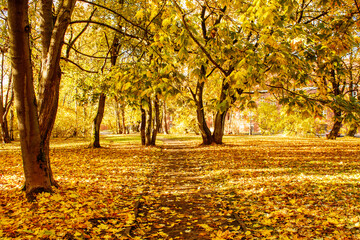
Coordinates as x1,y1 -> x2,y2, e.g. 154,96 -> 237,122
1,135 -> 360,239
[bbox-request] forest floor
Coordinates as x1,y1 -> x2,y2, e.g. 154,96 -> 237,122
1,135 -> 360,239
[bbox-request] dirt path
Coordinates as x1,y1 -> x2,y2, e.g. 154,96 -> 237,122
131,139 -> 242,239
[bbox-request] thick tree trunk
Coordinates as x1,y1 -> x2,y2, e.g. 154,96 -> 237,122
151,95 -> 160,145
92,93 -> 106,148
196,93 -> 213,145
1,119 -> 11,143
347,123 -> 357,137
146,98 -> 152,145
327,110 -> 342,140
37,0 -> 76,188
213,81 -> 233,144
213,110 -> 228,144
191,66 -> 213,145
8,0 -> 52,200
140,104 -> 146,145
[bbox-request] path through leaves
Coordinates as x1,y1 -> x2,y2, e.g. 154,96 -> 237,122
0,136 -> 360,239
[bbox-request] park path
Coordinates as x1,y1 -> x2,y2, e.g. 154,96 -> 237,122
130,139 -> 243,239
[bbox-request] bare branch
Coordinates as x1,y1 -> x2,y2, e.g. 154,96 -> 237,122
60,57 -> 98,73
70,20 -> 140,39
66,8 -> 97,58
266,84 -> 329,104
303,11 -> 329,24
63,42 -> 122,59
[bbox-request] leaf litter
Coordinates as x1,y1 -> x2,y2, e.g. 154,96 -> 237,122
0,136 -> 360,239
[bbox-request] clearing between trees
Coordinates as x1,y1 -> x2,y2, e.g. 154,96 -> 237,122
0,135 -> 360,239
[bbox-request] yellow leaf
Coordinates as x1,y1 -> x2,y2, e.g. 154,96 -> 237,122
245,230 -> 252,235
135,9 -> 144,20
50,193 -> 62,201
262,218 -> 272,226
198,223 -> 214,232
98,223 -> 109,230
260,229 -> 272,236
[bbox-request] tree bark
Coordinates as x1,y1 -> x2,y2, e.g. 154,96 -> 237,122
195,81 -> 213,145
114,96 -> 122,134
36,0 -> 76,187
212,80 -> 231,144
0,48 -> 11,143
9,109 -> 14,141
1,119 -> 11,143
8,0 -> 52,200
347,123 -> 357,137
140,103 -> 146,145
213,110 -> 228,144
327,110 -> 342,140
190,66 -> 213,145
163,101 -> 169,134
213,80 -> 244,144
145,98 -> 152,145
150,95 -> 160,145
93,33 -> 120,144
92,93 -> 106,148
121,106 -> 126,134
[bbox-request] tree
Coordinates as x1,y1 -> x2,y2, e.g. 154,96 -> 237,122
8,0 -> 76,200
260,0 -> 360,139
0,6 -> 12,143
0,46 -> 12,143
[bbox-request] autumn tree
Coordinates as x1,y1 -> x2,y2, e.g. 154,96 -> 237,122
8,0 -> 76,200
262,0 -> 360,139
0,30 -> 12,143
171,0 -> 269,144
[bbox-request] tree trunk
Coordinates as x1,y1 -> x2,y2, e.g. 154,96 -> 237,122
151,95 -> 160,145
92,93 -> 106,148
191,66 -> 213,145
163,101 -> 169,134
74,88 -> 78,137
37,0 -> 76,188
213,110 -> 228,144
121,107 -> 126,134
327,110 -> 342,140
1,119 -> 11,143
195,88 -> 213,145
8,0 -> 52,201
140,103 -> 146,145
9,109 -> 14,141
347,123 -> 357,137
213,80 -> 233,144
114,96 -> 122,134
146,98 -> 152,145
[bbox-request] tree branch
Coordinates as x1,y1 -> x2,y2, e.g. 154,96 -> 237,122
171,0 -> 228,76
70,20 -> 140,39
66,8 -> 97,58
188,86 -> 196,100
303,11 -> 329,24
60,57 -> 98,73
63,42 -> 122,59
266,84 -> 329,104
355,0 -> 360,13
78,0 -> 148,32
